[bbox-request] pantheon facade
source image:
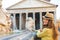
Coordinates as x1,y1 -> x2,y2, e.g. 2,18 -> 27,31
6,0 -> 58,30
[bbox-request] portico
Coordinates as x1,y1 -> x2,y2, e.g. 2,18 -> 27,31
6,0 -> 57,30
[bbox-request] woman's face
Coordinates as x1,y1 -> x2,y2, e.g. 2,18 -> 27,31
43,19 -> 49,25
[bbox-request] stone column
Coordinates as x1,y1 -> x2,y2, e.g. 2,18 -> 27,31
13,14 -> 17,30
26,12 -> 28,29
26,12 -> 28,20
19,13 -> 22,30
54,11 -> 56,25
33,12 -> 35,30
40,12 -> 43,29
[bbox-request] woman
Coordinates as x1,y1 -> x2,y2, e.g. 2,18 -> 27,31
37,13 -> 58,40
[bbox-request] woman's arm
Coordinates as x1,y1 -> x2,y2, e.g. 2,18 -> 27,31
37,28 -> 48,37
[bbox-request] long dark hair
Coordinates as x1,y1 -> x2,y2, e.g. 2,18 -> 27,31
48,20 -> 58,40
43,19 -> 58,40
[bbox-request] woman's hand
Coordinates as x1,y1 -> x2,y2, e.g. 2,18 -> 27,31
40,29 -> 42,32
38,29 -> 42,32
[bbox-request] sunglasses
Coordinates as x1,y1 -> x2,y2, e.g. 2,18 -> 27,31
45,16 -> 50,18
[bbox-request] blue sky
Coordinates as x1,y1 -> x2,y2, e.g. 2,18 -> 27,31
2,0 -> 60,19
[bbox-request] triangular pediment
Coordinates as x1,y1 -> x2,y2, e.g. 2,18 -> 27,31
7,0 -> 57,9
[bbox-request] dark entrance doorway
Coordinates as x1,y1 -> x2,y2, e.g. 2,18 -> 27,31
16,14 -> 19,30
35,12 -> 40,30
28,13 -> 33,18
21,13 -> 26,30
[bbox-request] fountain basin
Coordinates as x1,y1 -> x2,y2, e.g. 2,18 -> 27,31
0,30 -> 23,40
0,30 -> 35,40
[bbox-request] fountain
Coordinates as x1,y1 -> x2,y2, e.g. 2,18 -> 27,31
0,0 -> 12,36
0,1 -> 22,39
0,0 -> 35,40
